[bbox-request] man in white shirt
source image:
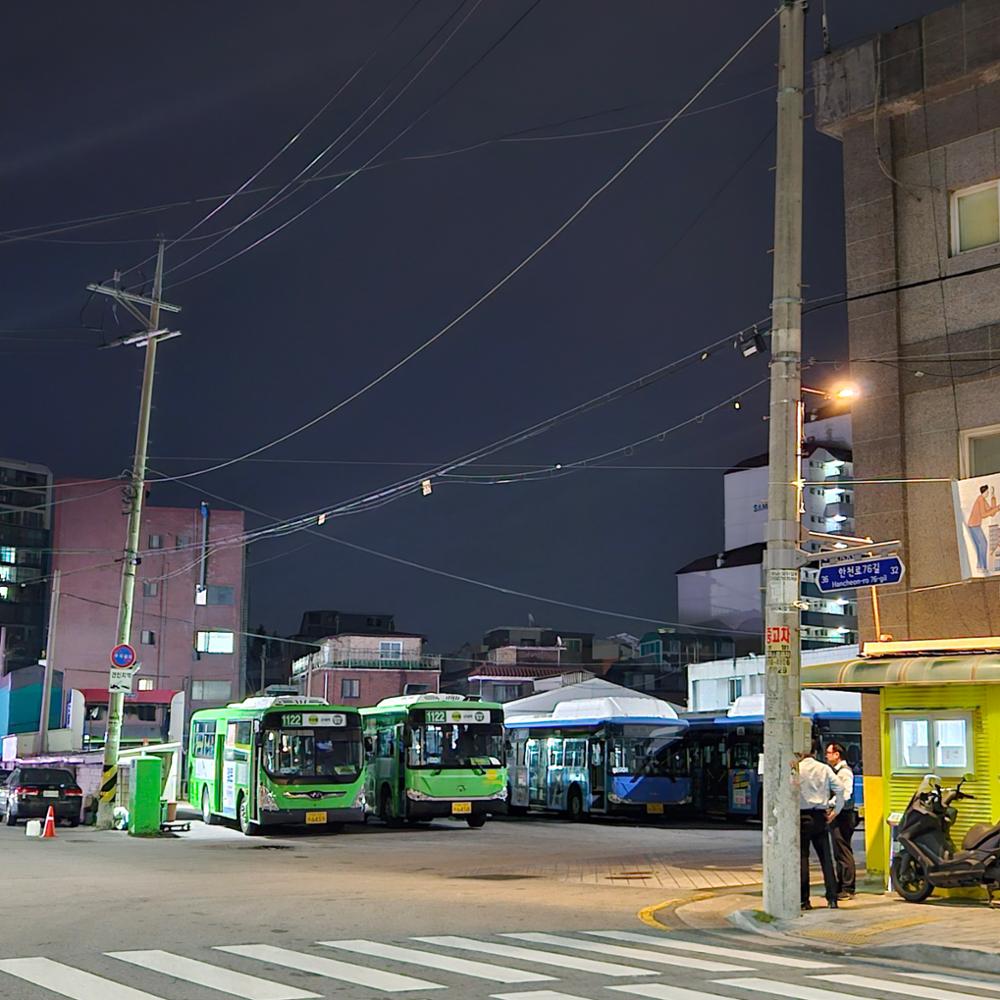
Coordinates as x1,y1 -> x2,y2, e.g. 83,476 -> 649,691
798,745 -> 844,910
825,742 -> 857,899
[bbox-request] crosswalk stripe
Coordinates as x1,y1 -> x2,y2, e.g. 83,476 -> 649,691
108,950 -> 320,1000
215,944 -> 444,992
319,940 -> 555,984
503,932 -> 751,973
606,984 -> 732,999
414,935 -> 658,978
713,978 -> 865,999
896,970 -> 1000,993
585,931 -> 839,969
0,957 -> 166,1000
491,993 -> 594,1000
815,973 -> 987,1000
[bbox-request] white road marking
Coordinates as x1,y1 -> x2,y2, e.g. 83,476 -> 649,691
713,978 -> 868,999
606,984 -> 733,999
896,970 -> 1000,993
415,935 -> 658,978
319,940 -> 555,983
215,944 -> 443,992
0,957 -> 166,1000
108,949 -> 320,1000
504,932 -> 751,973
586,931 -> 839,969
491,993 -> 594,1000
816,973 -> 987,1000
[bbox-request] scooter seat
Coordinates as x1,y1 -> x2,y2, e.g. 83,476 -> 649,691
963,821 -> 1000,851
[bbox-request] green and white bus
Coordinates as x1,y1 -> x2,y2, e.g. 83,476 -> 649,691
361,694 -> 507,829
188,695 -> 366,835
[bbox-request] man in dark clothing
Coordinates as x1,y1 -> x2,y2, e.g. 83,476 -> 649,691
825,742 -> 857,899
798,746 -> 844,910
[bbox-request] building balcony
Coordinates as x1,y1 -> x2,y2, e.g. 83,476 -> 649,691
292,654 -> 441,676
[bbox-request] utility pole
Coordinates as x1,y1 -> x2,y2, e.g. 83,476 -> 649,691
37,569 -> 61,754
87,240 -> 182,830
762,0 -> 807,921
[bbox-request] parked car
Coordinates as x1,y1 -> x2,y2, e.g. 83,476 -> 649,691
0,767 -> 83,827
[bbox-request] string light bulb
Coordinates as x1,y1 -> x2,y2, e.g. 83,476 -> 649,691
733,399 -> 742,410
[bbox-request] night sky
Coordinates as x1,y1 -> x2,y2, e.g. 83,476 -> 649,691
4,2 -> 940,652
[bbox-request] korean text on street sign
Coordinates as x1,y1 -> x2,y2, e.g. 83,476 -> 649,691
817,555 -> 905,593
109,666 -> 138,693
110,643 -> 137,668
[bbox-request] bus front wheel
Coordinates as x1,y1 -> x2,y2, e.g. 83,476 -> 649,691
466,815 -> 486,829
238,794 -> 258,836
201,788 -> 218,826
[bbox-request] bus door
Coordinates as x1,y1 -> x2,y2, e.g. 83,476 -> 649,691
222,722 -> 240,819
526,739 -> 545,805
589,737 -> 606,812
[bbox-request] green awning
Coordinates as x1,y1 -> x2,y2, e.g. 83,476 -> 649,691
803,655 -> 1000,688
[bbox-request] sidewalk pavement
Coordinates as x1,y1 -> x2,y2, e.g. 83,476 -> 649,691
653,883 -> 1000,975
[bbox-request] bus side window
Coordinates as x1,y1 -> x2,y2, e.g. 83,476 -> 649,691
591,742 -> 603,767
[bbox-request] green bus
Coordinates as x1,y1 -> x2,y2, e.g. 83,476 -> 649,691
188,695 -> 366,835
361,694 -> 507,829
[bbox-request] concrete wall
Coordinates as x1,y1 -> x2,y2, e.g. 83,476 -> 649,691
814,0 -> 1000,642
50,481 -> 246,715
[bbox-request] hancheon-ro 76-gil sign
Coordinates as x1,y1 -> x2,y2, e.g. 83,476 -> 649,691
817,555 -> 905,593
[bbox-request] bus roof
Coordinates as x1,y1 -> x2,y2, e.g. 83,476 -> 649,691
190,698 -> 358,722
360,694 -> 502,716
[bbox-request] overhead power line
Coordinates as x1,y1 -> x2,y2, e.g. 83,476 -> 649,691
147,10 -> 780,487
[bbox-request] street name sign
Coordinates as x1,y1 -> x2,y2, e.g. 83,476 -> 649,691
817,555 -> 905,593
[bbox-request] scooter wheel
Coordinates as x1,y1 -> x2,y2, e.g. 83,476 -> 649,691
892,851 -> 933,902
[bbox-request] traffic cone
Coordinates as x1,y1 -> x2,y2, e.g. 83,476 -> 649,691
41,806 -> 56,839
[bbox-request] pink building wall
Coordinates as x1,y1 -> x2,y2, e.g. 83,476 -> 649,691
302,667 -> 440,707
50,480 -> 246,714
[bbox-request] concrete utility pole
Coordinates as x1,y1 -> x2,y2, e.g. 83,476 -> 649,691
87,240 -> 182,829
37,569 -> 61,754
762,0 -> 807,921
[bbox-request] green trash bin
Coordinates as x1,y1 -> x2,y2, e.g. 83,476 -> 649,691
129,757 -> 162,837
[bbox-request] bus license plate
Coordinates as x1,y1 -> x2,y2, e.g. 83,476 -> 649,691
451,802 -> 472,815
646,803 -> 664,815
305,811 -> 327,824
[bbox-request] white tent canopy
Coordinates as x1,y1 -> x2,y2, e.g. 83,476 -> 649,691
726,689 -> 861,719
503,678 -> 681,726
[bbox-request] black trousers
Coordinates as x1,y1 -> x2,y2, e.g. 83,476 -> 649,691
800,809 -> 838,904
830,808 -> 858,894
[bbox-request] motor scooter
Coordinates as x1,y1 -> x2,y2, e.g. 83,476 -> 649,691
891,774 -> 1000,904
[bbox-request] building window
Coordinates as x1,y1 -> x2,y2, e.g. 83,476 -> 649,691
961,425 -> 1000,478
176,535 -> 192,549
142,580 -> 158,598
379,640 -> 403,661
137,678 -> 154,691
140,630 -> 156,646
0,586 -> 10,602
196,630 -> 235,654
493,684 -> 523,702
148,534 -> 163,550
341,678 -> 360,700
890,712 -> 972,774
191,680 -> 232,701
728,677 -> 743,704
562,638 -> 582,654
195,585 -> 234,606
0,546 -> 15,563
952,180 -> 1000,254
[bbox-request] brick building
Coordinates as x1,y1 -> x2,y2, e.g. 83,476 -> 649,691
50,480 -> 247,720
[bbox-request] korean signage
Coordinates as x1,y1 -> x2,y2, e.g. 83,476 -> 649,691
109,666 -> 139,693
283,712 -> 347,728
766,625 -> 792,676
817,556 -> 905,593
954,476 -> 1000,578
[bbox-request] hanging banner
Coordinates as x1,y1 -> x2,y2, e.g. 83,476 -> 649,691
953,476 -> 1000,578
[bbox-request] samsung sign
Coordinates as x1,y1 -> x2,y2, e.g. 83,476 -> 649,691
752,501 -> 768,513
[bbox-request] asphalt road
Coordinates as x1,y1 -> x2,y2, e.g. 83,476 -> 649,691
0,813 -> 956,1000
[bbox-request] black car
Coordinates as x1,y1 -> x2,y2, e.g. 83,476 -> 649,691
0,767 -> 83,826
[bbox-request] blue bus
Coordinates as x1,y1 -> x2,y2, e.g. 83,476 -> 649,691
505,704 -> 689,820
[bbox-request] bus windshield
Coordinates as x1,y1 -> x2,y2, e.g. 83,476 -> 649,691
609,728 -> 684,777
262,727 -> 362,782
410,723 -> 504,769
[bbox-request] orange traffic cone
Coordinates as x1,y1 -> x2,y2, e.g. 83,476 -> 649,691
41,806 -> 56,839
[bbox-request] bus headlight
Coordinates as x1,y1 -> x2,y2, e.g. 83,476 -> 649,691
492,787 -> 508,800
406,789 -> 430,801
607,793 -> 623,805
353,787 -> 367,809
259,786 -> 279,812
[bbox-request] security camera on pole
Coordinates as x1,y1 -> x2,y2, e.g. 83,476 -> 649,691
86,240 -> 182,830
762,0 -> 807,921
